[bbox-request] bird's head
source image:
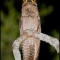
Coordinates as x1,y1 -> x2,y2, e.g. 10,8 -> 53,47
23,0 -> 36,4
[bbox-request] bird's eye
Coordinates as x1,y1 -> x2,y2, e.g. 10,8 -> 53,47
31,0 -> 36,3
23,0 -> 27,3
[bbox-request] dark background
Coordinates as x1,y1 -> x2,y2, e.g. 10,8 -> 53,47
1,0 -> 59,60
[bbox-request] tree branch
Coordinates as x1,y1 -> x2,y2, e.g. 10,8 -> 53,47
35,33 -> 59,53
12,32 -> 59,60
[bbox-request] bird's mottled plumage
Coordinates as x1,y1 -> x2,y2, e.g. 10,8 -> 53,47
19,0 -> 41,60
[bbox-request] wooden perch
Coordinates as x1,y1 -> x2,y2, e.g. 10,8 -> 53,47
12,0 -> 59,60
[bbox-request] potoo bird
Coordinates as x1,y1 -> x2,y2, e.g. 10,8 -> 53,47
20,0 -> 41,60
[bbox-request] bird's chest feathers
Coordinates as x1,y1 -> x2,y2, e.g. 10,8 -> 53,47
22,17 -> 39,30
21,4 -> 39,31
